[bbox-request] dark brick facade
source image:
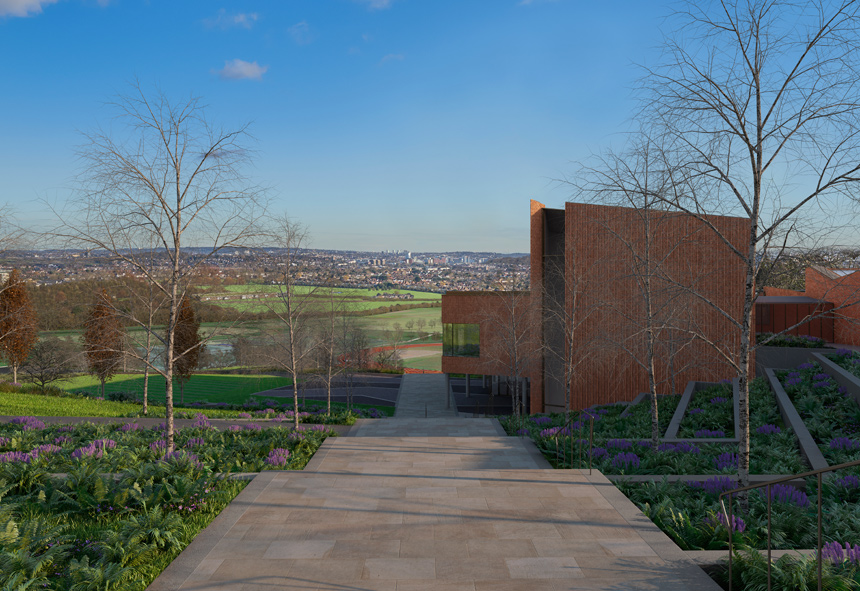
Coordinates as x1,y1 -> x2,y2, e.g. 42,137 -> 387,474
442,201 -> 747,413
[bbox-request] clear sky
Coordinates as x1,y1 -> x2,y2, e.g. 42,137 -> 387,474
0,0 -> 668,253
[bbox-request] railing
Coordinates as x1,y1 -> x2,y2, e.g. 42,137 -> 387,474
720,458 -> 860,591
552,412 -> 595,473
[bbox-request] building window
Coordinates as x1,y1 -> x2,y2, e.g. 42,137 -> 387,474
443,323 -> 480,357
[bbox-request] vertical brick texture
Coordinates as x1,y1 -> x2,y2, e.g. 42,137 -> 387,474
804,267 -> 860,346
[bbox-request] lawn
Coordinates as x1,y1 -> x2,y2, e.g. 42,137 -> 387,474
217,285 -> 441,300
57,373 -> 294,405
0,391 -> 156,417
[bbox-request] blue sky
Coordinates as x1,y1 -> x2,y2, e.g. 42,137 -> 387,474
0,0 -> 667,253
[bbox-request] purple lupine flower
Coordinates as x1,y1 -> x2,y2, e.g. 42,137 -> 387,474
784,377 -> 802,387
185,437 -> 206,448
760,483 -> 809,508
636,440 -> 654,448
689,408 -> 705,415
162,451 -> 203,469
539,426 -> 570,438
265,448 -> 291,467
591,446 -> 609,459
689,476 -> 737,496
120,423 -> 142,432
813,380 -> 831,389
149,440 -> 167,453
192,414 -> 214,430
237,412 -> 252,419
710,396 -> 729,405
53,436 -> 72,445
287,431 -> 305,442
713,452 -> 738,471
92,439 -> 116,450
515,428 -> 529,436
756,424 -> 781,435
71,444 -> 104,460
834,348 -> 855,357
695,429 -> 726,438
0,437 -> 10,447
705,512 -> 746,533
227,425 -> 242,433
834,474 -> 860,491
611,452 -> 640,470
531,416 -> 552,425
814,373 -> 830,381
244,423 -> 263,432
30,444 -> 61,457
0,451 -> 31,463
830,437 -> 860,451
607,439 -> 633,449
823,542 -> 860,566
658,442 -> 701,454
798,363 -> 815,370
10,417 -> 46,431
308,424 -> 328,433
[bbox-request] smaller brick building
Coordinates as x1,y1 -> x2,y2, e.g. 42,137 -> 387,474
760,266 -> 860,346
442,200 -> 748,414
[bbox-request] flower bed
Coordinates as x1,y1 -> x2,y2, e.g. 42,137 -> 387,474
828,348 -> 860,381
677,382 -> 734,438
777,362 -> 860,472
0,415 -> 337,589
756,333 -> 831,348
501,377 -> 805,476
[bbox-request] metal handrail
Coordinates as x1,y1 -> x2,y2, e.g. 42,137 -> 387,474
553,411 -> 595,473
720,457 -> 860,591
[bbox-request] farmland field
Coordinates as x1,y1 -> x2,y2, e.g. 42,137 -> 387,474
57,373 -> 293,405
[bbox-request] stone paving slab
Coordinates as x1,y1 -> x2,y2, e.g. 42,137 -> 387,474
148,420 -> 721,591
394,374 -> 455,418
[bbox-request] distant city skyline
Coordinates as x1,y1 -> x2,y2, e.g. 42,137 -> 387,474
0,0 -> 667,252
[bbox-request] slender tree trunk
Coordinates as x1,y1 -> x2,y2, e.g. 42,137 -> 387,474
143,329 -> 151,416
11,363 -> 16,384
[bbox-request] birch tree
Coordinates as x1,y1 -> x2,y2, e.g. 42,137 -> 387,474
636,0 -> 860,486
55,83 -> 267,452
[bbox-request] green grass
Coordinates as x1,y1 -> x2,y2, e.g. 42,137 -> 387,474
57,373 -> 293,405
402,355 -> 442,371
0,390 -> 149,417
217,285 -> 441,299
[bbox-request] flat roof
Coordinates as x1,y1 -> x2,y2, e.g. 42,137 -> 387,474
756,296 -> 831,304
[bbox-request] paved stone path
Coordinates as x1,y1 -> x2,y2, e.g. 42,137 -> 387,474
394,374 -> 456,418
148,417 -> 720,590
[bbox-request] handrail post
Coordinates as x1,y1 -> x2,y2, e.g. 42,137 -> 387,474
767,483 -> 771,591
728,494 -> 733,591
589,416 -> 594,475
818,472 -> 823,591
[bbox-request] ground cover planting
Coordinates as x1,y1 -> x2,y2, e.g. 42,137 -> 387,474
503,378 -> 804,477
777,359 -> 860,469
677,383 -> 735,439
756,333 -> 831,348
0,416 -> 337,589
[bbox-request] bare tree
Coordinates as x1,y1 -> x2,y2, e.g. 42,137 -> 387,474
634,0 -> 860,486
54,83 -> 267,452
173,296 -> 203,405
313,284 -> 354,414
263,216 -> 320,428
22,337 -> 77,390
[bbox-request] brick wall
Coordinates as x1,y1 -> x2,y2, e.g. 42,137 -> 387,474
804,268 -> 860,346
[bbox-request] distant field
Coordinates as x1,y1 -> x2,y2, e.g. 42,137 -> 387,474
399,344 -> 442,372
216,285 -> 441,300
58,373 -> 293,405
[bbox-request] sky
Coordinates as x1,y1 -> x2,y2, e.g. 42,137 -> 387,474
0,0 -> 668,253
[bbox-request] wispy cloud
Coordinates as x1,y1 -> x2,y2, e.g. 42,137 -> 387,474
355,0 -> 395,11
215,59 -> 268,80
288,21 -> 314,45
0,0 -> 60,18
205,9 -> 259,30
380,53 -> 404,64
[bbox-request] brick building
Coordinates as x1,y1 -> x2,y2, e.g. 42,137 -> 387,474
760,266 -> 860,346
442,200 -> 747,413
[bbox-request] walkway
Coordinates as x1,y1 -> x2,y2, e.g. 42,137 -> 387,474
394,373 -> 456,418
149,417 -> 720,590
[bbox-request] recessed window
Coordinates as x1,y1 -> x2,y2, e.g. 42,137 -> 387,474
443,323 -> 480,357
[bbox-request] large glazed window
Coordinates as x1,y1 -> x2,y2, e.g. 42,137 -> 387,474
443,323 -> 480,357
